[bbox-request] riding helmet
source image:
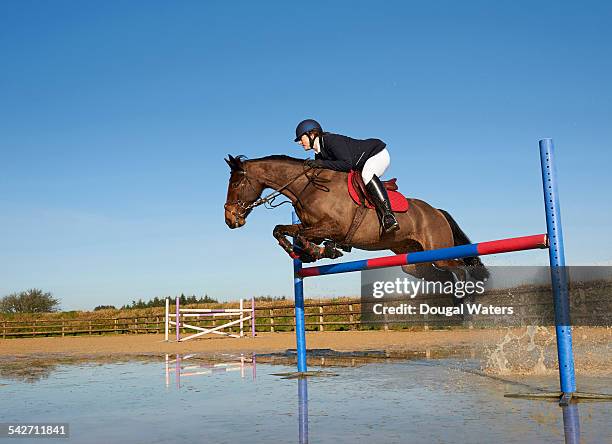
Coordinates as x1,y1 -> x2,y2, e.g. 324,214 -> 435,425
294,119 -> 323,142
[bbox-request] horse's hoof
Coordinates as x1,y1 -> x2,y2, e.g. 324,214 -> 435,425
299,252 -> 317,263
323,244 -> 343,260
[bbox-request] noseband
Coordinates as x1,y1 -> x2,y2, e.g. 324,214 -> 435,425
224,169 -> 259,220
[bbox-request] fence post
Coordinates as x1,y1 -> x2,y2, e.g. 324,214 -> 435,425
89,321 -> 92,335
251,296 -> 256,337
2,322 -> 5,339
175,296 -> 180,342
318,304 -> 324,332
270,309 -> 275,332
240,298 -> 244,337
348,304 -> 354,330
165,298 -> 169,341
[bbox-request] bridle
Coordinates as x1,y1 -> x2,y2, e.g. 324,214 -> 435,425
224,164 -> 330,220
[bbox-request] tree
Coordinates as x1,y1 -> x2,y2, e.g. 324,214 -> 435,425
254,295 -> 287,302
119,293 -> 218,310
0,289 -> 60,314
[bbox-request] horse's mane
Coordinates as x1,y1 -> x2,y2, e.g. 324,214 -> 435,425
248,154 -> 303,163
227,154 -> 304,173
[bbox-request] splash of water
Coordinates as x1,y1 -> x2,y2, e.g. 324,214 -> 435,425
484,326 -> 556,375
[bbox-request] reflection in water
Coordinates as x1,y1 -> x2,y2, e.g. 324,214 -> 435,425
298,378 -> 309,444
562,404 -> 580,444
0,353 -> 607,443
0,358 -> 57,383
0,355 -> 156,383
164,353 -> 256,389
294,370 -> 584,444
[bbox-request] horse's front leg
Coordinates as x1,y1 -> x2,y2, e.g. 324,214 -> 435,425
296,226 -> 344,261
272,224 -> 342,263
273,224 -> 302,259
272,224 -> 324,263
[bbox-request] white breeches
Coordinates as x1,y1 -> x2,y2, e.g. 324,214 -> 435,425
361,148 -> 390,184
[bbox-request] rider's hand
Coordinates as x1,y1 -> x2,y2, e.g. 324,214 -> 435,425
304,159 -> 321,169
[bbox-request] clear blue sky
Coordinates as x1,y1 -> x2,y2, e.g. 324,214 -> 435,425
1,1 -> 611,310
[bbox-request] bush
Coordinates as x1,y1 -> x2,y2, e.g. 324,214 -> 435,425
94,305 -> 117,311
0,289 -> 60,314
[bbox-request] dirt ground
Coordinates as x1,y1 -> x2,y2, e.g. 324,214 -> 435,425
1,330 -> 492,355
0,328 -> 608,369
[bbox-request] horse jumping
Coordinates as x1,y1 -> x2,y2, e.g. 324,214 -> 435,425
224,154 -> 488,282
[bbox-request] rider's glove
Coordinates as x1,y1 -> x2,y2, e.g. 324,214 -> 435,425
304,159 -> 321,169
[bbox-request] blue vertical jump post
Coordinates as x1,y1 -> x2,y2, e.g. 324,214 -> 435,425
539,138 -> 576,402
292,212 -> 308,374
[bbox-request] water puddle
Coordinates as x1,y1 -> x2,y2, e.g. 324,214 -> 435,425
0,351 -> 609,443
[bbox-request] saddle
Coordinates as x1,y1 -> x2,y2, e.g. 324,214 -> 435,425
348,170 -> 409,213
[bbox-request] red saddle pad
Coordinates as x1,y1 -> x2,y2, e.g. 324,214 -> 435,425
347,171 -> 409,213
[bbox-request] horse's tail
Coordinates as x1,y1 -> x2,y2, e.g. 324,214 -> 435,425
438,209 -> 490,281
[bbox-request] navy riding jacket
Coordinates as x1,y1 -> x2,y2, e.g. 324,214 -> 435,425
314,133 -> 386,171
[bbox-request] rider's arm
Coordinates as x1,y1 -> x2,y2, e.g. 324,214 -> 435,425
314,136 -> 352,171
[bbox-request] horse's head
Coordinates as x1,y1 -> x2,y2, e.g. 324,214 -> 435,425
224,155 -> 265,228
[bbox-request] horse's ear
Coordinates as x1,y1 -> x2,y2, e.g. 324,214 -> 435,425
225,154 -> 244,171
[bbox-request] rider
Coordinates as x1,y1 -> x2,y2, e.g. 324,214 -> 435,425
294,119 -> 399,233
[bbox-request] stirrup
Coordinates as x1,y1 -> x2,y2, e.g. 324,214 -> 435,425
382,213 -> 400,233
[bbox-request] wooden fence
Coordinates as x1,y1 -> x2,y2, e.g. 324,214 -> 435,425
1,283 -> 608,339
0,299 -> 362,339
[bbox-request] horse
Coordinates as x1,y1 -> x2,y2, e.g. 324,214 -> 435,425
224,154 -> 489,283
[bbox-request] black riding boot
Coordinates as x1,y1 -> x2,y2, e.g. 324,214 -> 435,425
365,175 -> 400,233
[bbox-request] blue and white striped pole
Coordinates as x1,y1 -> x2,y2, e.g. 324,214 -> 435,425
539,139 -> 576,398
292,211 -> 308,373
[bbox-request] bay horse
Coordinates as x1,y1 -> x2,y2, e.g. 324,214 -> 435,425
224,154 -> 488,282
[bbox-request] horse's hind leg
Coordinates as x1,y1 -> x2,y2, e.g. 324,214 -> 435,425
390,246 -> 457,284
391,246 -> 467,307
406,216 -> 470,284
390,229 -> 466,292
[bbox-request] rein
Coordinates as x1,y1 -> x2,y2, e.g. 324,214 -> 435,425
248,168 -> 308,210
225,165 -> 331,219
